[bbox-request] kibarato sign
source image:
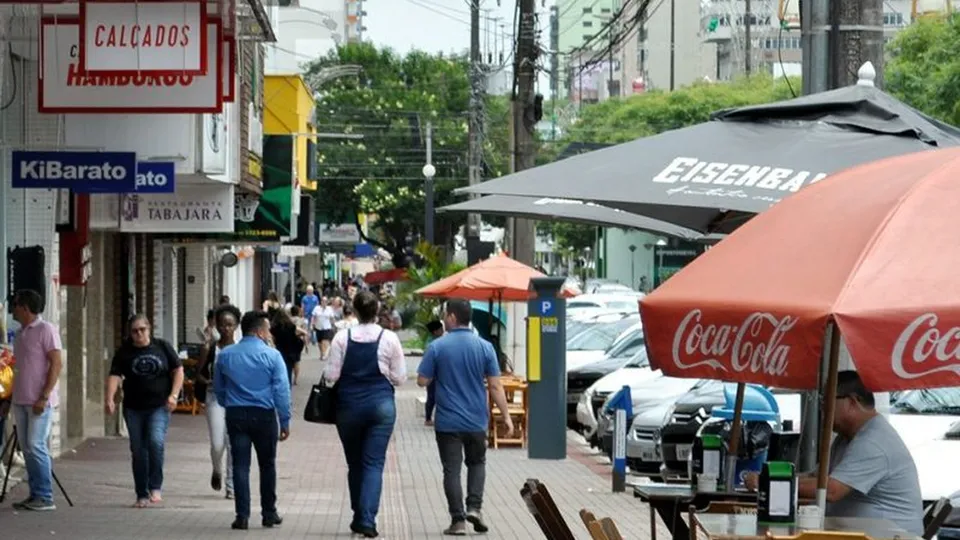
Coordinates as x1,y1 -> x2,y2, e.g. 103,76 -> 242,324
12,150 -> 137,192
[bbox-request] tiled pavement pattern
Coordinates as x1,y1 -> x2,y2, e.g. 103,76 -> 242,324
0,354 -> 669,539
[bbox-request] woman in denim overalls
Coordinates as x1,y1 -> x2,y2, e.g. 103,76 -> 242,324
324,291 -> 406,538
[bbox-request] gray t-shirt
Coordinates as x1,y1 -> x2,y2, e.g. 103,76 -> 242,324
827,415 -> 923,536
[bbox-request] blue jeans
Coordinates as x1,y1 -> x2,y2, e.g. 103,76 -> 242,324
12,404 -> 54,502
226,406 -> 278,520
336,399 -> 396,529
123,407 -> 171,500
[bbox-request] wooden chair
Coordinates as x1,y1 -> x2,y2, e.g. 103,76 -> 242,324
689,501 -> 758,540
490,379 -> 528,448
580,509 -> 624,540
923,497 -> 953,540
520,479 -> 576,540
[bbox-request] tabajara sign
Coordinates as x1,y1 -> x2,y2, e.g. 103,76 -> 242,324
39,19 -> 223,113
652,157 -> 829,193
79,0 -> 208,76
11,150 -> 176,193
120,183 -> 234,233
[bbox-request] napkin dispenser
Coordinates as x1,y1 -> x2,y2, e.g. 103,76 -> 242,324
691,433 -> 724,489
758,461 -> 797,524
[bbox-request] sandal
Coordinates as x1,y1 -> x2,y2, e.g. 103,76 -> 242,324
133,499 -> 149,508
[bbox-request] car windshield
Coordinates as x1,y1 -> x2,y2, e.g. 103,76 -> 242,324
606,332 -> 645,358
892,387 -> 960,415
606,301 -> 638,311
568,301 -> 602,309
624,348 -> 650,368
567,318 -> 636,351
566,320 -> 587,341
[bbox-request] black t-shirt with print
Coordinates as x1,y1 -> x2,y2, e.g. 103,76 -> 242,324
109,338 -> 182,411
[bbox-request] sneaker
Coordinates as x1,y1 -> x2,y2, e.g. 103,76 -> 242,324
262,513 -> 283,528
12,496 -> 33,510
211,472 -> 222,491
443,520 -> 468,536
225,489 -> 234,500
466,509 -> 489,533
24,499 -> 56,511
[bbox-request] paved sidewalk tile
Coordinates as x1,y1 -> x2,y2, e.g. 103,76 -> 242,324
0,355 -> 670,539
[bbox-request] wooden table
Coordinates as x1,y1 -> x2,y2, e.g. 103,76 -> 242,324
488,376 -> 528,448
633,483 -> 757,540
693,513 -> 920,540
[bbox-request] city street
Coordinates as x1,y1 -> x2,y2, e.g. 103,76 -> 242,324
0,354 -> 667,539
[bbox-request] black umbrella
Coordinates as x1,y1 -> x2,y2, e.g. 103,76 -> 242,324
458,63 -> 960,233
437,194 -> 712,240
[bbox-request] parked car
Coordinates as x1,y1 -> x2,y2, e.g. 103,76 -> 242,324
565,315 -> 639,371
567,336 -> 647,428
596,375 -> 702,456
626,401 -> 677,477
575,358 -> 663,441
888,387 -> 960,503
567,293 -> 642,313
657,381 -> 801,481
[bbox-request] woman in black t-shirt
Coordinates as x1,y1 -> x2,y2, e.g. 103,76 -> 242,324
271,308 -> 308,387
104,314 -> 183,508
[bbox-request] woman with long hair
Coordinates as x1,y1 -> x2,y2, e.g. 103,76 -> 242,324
324,291 -> 406,537
271,308 -> 308,386
104,315 -> 184,508
262,291 -> 282,314
312,297 -> 335,360
196,304 -> 242,499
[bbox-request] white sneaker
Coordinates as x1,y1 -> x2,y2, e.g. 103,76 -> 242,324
12,451 -> 25,467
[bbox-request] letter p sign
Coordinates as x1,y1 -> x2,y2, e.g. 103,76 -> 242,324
540,300 -> 554,316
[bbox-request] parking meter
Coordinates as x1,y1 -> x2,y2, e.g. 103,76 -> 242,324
526,277 -> 567,460
605,385 -> 633,492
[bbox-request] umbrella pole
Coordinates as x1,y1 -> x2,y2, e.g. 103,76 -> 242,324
816,322 -> 842,516
724,382 -> 746,490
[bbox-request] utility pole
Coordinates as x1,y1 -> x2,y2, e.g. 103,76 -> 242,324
669,0 -> 676,90
467,0 -> 484,262
744,0 -> 752,74
423,122 -> 435,244
510,0 -> 538,266
795,0 -> 884,476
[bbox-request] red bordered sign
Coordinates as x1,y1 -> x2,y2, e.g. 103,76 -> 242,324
78,0 -> 208,77
208,16 -> 235,102
40,17 -> 224,113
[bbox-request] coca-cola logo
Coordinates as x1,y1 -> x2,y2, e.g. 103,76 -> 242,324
671,310 -> 798,376
891,313 -> 960,380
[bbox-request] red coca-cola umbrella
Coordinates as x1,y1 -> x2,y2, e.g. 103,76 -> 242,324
639,146 -> 960,508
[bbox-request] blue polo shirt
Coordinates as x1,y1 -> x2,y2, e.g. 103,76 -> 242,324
418,328 -> 500,433
301,293 -> 320,319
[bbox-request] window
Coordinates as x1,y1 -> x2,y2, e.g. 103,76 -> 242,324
883,12 -> 904,26
600,7 -> 611,13
583,34 -> 593,41
582,6 -> 592,13
583,20 -> 594,27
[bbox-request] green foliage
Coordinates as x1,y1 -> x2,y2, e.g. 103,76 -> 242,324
536,221 -> 597,256
303,43 -> 511,255
885,13 -> 960,126
394,241 -> 465,344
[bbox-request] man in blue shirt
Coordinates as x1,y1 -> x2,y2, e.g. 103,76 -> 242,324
417,299 -> 513,536
300,285 -> 319,321
214,310 -> 291,531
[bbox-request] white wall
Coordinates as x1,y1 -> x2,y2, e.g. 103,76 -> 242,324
602,228 -> 658,290
266,0 -> 347,74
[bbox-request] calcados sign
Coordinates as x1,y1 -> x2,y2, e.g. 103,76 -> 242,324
40,19 -> 222,113
891,313 -> 960,380
670,309 -> 798,376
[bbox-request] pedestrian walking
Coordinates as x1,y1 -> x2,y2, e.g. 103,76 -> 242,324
270,308 -> 308,387
324,291 -> 406,538
214,311 -> 291,531
9,289 -> 63,512
105,314 -> 183,508
417,299 -> 514,535
312,297 -> 335,360
196,304 -> 243,500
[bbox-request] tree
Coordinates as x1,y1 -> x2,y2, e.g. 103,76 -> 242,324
885,13 -> 960,126
537,75 -> 799,249
304,43 -> 510,263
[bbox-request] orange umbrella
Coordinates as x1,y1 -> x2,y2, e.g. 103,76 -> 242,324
640,146 -> 960,392
416,253 -> 577,302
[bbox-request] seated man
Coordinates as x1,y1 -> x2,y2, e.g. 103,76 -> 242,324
748,371 -> 923,536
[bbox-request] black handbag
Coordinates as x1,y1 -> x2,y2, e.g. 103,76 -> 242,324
304,376 -> 338,424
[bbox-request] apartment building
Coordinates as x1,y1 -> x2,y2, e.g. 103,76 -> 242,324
265,0 -> 354,74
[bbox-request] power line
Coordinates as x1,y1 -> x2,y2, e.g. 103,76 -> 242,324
401,0 -> 471,26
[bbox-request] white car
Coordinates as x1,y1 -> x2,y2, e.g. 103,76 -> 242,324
566,316 -> 639,371
567,293 -> 642,313
886,388 -> 960,502
577,369 -> 690,440
627,402 -> 676,475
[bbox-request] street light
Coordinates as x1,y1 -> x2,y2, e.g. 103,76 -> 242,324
422,162 -> 436,245
628,244 -> 637,290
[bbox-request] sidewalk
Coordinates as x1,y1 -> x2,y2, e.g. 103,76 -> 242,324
0,354 -> 668,539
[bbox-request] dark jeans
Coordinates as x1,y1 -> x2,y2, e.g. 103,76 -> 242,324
123,406 -> 171,500
226,406 -> 279,520
425,382 -> 436,421
336,399 -> 396,529
436,431 -> 487,521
